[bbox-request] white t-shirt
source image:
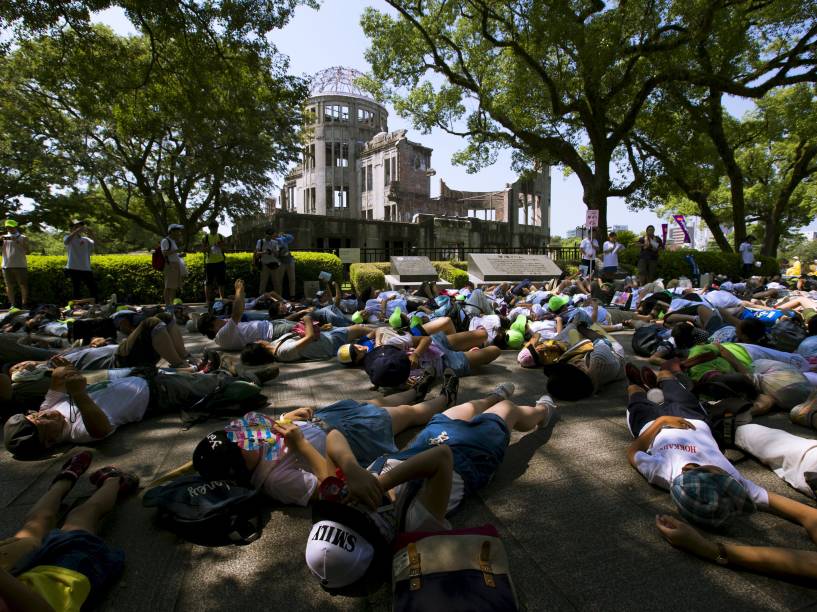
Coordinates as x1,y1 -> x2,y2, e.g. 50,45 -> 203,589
704,290 -> 743,309
41,377 -> 150,443
250,420 -> 327,506
739,241 -> 754,264
160,237 -> 180,264
1,233 -> 27,268
580,238 -> 598,259
602,241 -> 622,268
64,235 -> 94,271
468,314 -> 501,345
633,418 -> 768,507
214,319 -> 275,350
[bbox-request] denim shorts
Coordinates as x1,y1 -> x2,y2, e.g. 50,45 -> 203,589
392,413 -> 510,493
13,529 -> 125,604
317,399 -> 398,467
431,332 -> 470,376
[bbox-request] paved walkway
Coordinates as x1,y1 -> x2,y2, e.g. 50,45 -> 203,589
2,327 -> 817,611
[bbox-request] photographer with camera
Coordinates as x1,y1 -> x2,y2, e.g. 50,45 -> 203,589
64,219 -> 98,301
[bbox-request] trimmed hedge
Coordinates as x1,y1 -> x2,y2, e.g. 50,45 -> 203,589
349,263 -> 388,293
350,260 -> 470,292
433,262 -> 469,288
0,252 -> 343,304
618,247 -> 778,280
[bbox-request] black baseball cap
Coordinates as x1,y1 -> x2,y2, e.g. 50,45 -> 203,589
192,430 -> 252,485
197,313 -> 216,339
363,346 -> 410,388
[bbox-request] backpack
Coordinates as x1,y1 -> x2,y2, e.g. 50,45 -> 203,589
142,474 -> 265,546
769,318 -> 807,353
704,397 -> 753,451
632,324 -> 667,357
392,524 -> 520,612
151,243 -> 166,271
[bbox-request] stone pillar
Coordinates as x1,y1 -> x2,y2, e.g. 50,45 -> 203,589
507,183 -> 519,248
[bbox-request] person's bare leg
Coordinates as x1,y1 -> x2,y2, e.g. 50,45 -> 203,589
163,288 -> 175,307
443,393 -> 504,421
61,478 -> 119,535
370,387 -> 423,407
464,346 -> 501,368
13,479 -> 72,541
383,395 -> 449,433
719,307 -> 743,327
167,322 -> 188,358
485,400 -> 548,432
446,329 -> 487,351
345,325 -> 375,341
422,317 -> 456,335
150,329 -> 186,367
20,280 -> 29,306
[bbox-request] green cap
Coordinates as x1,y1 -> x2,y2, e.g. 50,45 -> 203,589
409,315 -> 422,329
351,311 -> 364,324
510,315 -> 528,335
507,329 -> 524,349
4,219 -> 18,228
548,296 -> 570,312
388,306 -> 403,329
173,298 -> 183,305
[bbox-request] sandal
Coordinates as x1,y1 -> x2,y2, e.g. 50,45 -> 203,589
640,366 -> 658,390
625,363 -> 645,389
52,451 -> 92,486
413,366 -> 436,401
89,467 -> 140,498
439,367 -> 460,407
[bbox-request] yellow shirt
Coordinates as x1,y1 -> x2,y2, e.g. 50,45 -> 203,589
18,565 -> 91,612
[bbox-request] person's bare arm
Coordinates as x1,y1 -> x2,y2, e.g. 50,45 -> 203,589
274,422 -> 331,484
64,374 -> 113,439
766,491 -> 817,545
378,445 -> 453,522
325,429 -> 381,509
656,514 -> 817,581
231,279 -> 246,323
717,344 -> 751,375
0,568 -> 55,612
409,335 -> 432,368
627,416 -> 696,468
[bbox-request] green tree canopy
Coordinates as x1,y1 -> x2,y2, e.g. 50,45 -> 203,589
0,25 -> 308,243
361,1 -> 817,240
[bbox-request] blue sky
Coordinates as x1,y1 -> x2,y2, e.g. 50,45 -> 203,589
95,0 -> 817,238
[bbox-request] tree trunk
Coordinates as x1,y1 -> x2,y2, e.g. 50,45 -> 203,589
692,194 -> 733,252
761,213 -> 779,257
581,176 -> 609,243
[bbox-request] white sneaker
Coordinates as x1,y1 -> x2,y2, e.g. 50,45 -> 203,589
492,382 -> 515,401
536,395 -> 558,429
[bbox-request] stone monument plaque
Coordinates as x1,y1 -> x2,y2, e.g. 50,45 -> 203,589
468,253 -> 562,282
390,256 -> 438,282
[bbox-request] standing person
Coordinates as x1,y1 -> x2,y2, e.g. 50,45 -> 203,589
637,225 -> 663,284
1,219 -> 30,308
579,232 -> 599,278
739,235 -> 755,279
63,220 -> 98,301
276,230 -> 297,298
161,224 -> 186,307
256,227 -> 281,295
202,221 -> 227,307
602,231 -> 624,279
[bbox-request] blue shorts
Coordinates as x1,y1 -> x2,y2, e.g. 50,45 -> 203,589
391,413 -> 510,493
317,399 -> 398,467
322,327 -> 350,351
13,529 -> 124,606
431,332 -> 471,376
313,305 -> 351,327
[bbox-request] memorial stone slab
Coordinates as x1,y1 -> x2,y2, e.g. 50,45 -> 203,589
390,256 -> 438,282
468,253 -> 562,282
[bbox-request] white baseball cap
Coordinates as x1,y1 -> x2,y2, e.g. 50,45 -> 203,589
167,223 -> 184,232
305,520 -> 374,589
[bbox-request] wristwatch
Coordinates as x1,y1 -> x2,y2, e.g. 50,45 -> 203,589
714,542 -> 729,566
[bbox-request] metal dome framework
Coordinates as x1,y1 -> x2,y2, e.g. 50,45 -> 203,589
309,66 -> 373,100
